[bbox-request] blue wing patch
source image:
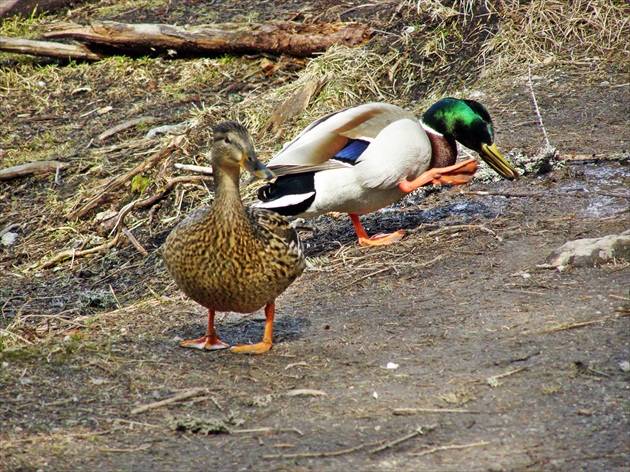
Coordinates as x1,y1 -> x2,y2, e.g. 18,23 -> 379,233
333,139 -> 369,165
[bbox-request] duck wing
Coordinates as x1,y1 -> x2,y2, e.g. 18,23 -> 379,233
267,103 -> 417,175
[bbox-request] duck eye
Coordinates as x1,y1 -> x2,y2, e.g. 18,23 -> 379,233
223,137 -> 231,144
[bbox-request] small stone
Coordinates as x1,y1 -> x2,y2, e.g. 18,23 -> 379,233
1,232 -> 18,246
386,362 -> 399,369
619,361 -> 630,372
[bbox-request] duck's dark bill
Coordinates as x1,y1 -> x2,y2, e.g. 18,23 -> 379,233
481,143 -> 519,180
241,155 -> 275,180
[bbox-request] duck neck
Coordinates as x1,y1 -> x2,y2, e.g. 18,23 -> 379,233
421,123 -> 458,169
212,163 -> 248,221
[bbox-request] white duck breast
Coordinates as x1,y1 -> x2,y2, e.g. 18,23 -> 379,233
307,118 -> 431,215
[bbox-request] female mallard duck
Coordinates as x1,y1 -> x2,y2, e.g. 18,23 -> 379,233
256,98 -> 518,246
162,121 -> 306,354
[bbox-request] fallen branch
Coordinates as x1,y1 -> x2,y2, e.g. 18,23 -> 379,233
0,160 -> 68,181
43,20 -> 372,58
263,442 -> 378,459
370,425 -> 437,454
0,35 -> 102,61
408,441 -> 491,457
36,232 -> 121,270
130,388 -> 208,415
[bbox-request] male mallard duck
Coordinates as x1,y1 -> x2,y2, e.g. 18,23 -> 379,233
255,98 -> 518,246
162,121 -> 306,354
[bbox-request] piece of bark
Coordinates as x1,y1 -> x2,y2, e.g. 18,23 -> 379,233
262,73 -> 330,138
0,35 -> 102,61
0,160 -> 68,181
44,20 -> 372,58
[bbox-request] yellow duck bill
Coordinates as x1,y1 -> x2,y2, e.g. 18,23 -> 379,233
481,143 -> 519,180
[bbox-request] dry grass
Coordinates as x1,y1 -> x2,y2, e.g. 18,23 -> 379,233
481,0 -> 629,75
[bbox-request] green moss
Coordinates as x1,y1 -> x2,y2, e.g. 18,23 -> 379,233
131,174 -> 150,194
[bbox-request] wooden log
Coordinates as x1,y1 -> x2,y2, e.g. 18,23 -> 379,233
0,35 -> 102,61
0,160 -> 68,181
44,20 -> 372,58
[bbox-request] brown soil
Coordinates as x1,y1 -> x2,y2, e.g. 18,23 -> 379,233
1,1 -> 629,471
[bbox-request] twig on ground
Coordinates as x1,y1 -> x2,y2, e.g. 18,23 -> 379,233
130,388 -> 208,415
174,163 -> 214,175
97,116 -> 160,141
341,267 -> 391,289
427,224 -> 501,241
36,233 -> 121,270
370,425 -> 437,454
234,427 -> 304,436
528,66 -> 551,148
392,408 -> 480,415
0,161 -> 68,181
540,317 -> 608,333
263,442 -> 379,459
109,284 -> 122,310
461,190 -> 543,198
99,444 -> 152,453
283,389 -> 327,397
408,441 -> 491,457
122,227 -> 148,256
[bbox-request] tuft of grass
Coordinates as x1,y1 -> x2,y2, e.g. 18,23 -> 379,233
481,0 -> 629,75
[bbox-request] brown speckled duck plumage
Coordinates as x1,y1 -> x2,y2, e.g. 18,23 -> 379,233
162,121 -> 306,354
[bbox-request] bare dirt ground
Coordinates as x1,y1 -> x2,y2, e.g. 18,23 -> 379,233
1,1 -> 629,471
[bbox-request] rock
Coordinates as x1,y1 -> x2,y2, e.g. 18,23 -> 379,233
1,231 -> 18,246
619,361 -> 630,372
547,230 -> 630,268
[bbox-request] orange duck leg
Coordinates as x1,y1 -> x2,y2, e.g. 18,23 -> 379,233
349,213 -> 405,246
230,303 -> 275,354
181,309 -> 230,350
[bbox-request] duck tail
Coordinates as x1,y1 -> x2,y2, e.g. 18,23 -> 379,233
255,173 -> 316,216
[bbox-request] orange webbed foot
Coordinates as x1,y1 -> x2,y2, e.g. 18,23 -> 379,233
358,230 -> 405,246
181,336 -> 230,351
230,341 -> 273,355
